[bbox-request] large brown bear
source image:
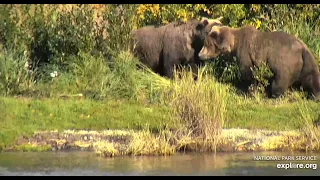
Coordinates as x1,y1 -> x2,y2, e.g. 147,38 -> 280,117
130,17 -> 223,79
198,25 -> 320,100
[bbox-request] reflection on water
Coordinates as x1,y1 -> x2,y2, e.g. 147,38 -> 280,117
0,151 -> 319,176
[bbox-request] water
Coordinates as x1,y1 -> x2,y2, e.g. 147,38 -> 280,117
0,151 -> 319,176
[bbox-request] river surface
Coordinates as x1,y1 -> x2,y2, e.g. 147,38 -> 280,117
0,151 -> 319,176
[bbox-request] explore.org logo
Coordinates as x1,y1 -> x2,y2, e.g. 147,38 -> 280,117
253,155 -> 318,170
276,162 -> 317,170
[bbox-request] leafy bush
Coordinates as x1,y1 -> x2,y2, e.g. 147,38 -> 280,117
250,62 -> 274,96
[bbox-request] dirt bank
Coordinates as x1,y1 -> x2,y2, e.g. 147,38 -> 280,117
3,128 -> 318,157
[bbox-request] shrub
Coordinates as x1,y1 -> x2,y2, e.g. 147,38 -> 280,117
0,4 -> 319,98
0,49 -> 36,96
250,62 -> 274,96
167,66 -> 230,151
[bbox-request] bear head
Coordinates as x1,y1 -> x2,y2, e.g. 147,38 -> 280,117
198,25 -> 235,60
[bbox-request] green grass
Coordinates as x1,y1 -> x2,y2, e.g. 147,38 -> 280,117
0,96 -> 178,148
1,91 -> 320,150
226,99 -> 320,131
11,144 -> 52,152
1,50 -> 320,153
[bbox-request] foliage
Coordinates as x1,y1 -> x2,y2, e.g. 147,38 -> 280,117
136,4 -> 212,26
250,62 -> 274,95
0,49 -> 36,96
168,67 -> 230,152
0,4 -> 319,87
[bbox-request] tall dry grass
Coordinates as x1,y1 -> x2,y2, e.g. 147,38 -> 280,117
166,66 -> 230,152
297,100 -> 320,151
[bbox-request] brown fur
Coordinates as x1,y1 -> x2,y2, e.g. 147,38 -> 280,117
199,25 -> 320,100
130,17 -> 223,79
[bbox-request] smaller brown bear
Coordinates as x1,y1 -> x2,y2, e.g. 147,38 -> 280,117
198,25 -> 320,100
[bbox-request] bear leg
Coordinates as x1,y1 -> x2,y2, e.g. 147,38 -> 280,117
301,72 -> 320,101
238,62 -> 255,94
162,60 -> 175,79
188,61 -> 199,81
270,73 -> 290,98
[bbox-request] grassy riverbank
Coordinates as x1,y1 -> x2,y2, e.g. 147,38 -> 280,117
1,88 -> 320,154
1,44 -> 320,156
1,4 -> 320,155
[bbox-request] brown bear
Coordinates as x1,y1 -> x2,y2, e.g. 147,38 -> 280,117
130,17 -> 223,79
198,25 -> 320,100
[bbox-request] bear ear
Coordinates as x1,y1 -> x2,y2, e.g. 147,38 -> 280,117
216,16 -> 223,22
200,17 -> 209,27
209,31 -> 219,39
209,26 -> 220,39
207,16 -> 223,26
